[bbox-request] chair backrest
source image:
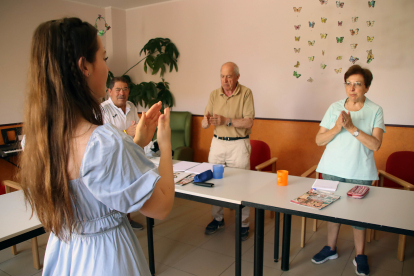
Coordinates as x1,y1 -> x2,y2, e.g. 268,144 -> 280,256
250,140 -> 272,171
169,111 -> 192,151
384,151 -> 414,188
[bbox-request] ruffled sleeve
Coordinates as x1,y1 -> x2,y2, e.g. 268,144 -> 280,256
80,124 -> 160,213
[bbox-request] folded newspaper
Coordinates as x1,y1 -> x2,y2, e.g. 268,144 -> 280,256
291,189 -> 341,210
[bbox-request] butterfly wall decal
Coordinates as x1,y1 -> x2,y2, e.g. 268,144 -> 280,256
309,21 -> 315,28
352,17 -> 359,22
294,48 -> 301,53
294,25 -> 301,30
322,50 -> 325,56
293,7 -> 302,12
366,21 -> 375,27
334,68 -> 342,74
320,33 -> 328,39
307,77 -> 314,83
295,36 -> 301,41
321,64 -> 327,69
367,49 -> 374,59
293,71 -> 301,78
349,56 -> 359,64
350,28 -> 359,35
368,1 -> 375,8
338,21 -> 343,26
309,56 -> 315,61
319,0 -> 328,5
308,40 -> 315,46
294,61 -> 300,68
321,17 -> 327,23
350,44 -> 358,49
336,37 -> 344,43
367,36 -> 374,42
336,1 -> 344,8
336,56 -> 343,60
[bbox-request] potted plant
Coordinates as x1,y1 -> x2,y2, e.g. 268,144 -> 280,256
106,38 -> 179,111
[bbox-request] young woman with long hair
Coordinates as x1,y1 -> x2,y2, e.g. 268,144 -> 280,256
19,17 -> 174,275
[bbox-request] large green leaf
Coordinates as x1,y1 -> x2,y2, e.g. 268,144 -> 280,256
126,38 -> 179,109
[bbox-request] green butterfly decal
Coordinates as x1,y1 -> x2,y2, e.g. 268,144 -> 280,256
293,71 -> 301,78
336,37 -> 344,43
320,64 -> 327,69
368,1 -> 375,8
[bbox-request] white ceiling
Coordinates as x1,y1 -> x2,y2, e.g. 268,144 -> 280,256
64,0 -> 172,10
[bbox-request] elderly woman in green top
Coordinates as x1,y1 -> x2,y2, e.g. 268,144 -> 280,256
312,65 -> 385,276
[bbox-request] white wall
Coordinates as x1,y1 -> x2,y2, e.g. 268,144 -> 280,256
125,0 -> 414,125
2,0 -> 414,126
104,7 -> 128,76
0,0 -> 105,124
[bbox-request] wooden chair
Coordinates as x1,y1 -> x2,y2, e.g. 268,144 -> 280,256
376,151 -> 414,261
250,140 -> 278,173
250,140 -> 278,218
2,180 -> 41,270
300,166 -> 377,248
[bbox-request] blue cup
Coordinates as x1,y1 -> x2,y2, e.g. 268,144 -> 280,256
212,165 -> 224,179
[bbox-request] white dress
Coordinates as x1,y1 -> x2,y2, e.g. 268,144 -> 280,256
42,124 -> 159,276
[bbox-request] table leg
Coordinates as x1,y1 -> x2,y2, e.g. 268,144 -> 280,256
146,217 -> 155,276
281,213 -> 292,271
31,237 -> 41,270
235,205 -> 242,276
254,208 -> 264,276
274,212 -> 280,262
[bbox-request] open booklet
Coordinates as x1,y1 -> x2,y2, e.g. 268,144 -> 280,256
173,171 -> 196,186
290,189 -> 341,210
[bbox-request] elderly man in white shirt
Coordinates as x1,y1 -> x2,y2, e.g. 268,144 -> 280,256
101,76 -> 143,230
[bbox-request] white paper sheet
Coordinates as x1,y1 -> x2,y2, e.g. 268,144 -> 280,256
312,179 -> 339,192
173,161 -> 200,172
184,162 -> 216,174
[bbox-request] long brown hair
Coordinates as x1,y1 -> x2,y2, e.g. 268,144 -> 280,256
19,18 -> 103,240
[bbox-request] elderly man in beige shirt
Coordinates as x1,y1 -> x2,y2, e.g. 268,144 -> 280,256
202,62 -> 255,241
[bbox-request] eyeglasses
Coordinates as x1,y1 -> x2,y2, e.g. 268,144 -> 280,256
115,88 -> 129,92
344,82 -> 364,88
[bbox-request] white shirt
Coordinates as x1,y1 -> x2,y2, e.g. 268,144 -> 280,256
101,98 -> 139,132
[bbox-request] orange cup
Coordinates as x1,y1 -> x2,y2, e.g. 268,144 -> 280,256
277,170 -> 289,186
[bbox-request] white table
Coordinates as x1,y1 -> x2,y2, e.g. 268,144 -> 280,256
242,175 -> 414,274
0,190 -> 44,250
146,165 -> 277,276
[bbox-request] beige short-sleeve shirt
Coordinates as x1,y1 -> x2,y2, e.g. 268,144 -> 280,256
204,83 -> 255,137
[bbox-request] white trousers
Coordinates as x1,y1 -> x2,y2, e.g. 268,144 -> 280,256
208,137 -> 251,228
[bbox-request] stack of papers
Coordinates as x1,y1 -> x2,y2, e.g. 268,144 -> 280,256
173,161 -> 200,172
184,163 -> 216,174
312,179 -> 339,192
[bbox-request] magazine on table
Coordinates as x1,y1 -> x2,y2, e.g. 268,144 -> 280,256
290,189 -> 341,210
174,171 -> 196,186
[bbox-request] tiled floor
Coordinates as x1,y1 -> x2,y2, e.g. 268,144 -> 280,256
1,197 -> 413,276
